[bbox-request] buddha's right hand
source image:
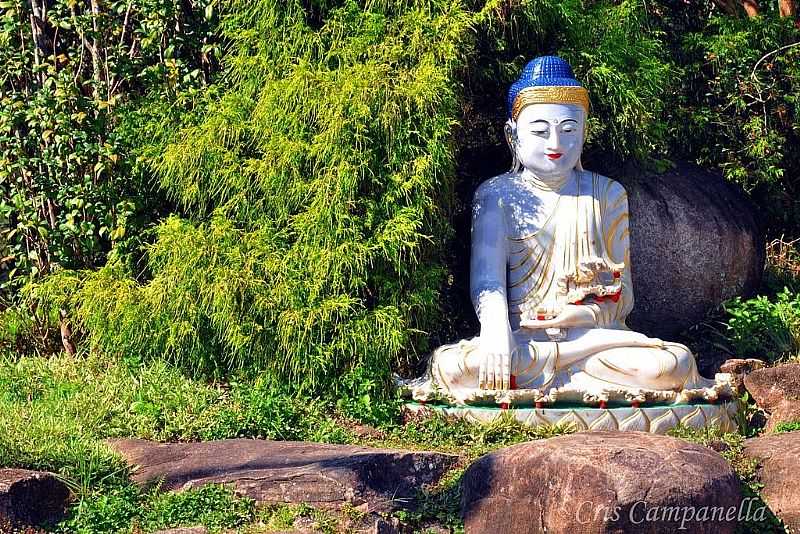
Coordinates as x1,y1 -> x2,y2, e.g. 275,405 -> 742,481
477,335 -> 512,390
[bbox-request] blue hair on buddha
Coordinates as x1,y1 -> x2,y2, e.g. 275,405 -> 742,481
507,56 -> 583,119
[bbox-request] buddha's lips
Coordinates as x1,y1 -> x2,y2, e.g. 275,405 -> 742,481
546,153 -> 562,160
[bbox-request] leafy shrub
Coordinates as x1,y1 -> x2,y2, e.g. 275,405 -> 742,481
0,0 -> 218,299
0,306 -> 41,354
335,365 -> 403,427
675,12 -> 800,234
208,375 -> 352,442
722,289 -> 800,362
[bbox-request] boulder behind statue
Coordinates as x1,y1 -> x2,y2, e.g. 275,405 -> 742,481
620,162 -> 763,340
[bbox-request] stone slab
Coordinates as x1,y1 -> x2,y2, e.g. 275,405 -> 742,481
107,438 -> 457,512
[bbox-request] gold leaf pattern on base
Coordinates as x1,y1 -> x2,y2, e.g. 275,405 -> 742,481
680,406 -> 707,429
588,410 -> 619,431
557,410 -> 589,431
404,401 -> 738,435
619,408 -> 650,432
649,409 -> 680,434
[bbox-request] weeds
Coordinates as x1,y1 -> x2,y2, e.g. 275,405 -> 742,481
58,484 -> 255,534
773,421 -> 800,433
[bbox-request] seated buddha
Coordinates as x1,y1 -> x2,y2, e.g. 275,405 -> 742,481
400,56 -> 732,407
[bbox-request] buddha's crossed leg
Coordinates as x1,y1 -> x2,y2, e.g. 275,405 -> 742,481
547,328 -> 712,392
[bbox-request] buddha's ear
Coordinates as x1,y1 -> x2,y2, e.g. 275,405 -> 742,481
504,120 -> 521,172
503,120 -> 516,147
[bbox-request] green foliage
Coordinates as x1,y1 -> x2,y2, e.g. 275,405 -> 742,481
465,0 -> 679,165
59,484 -> 255,534
0,351 -> 576,532
0,305 -> 43,354
0,0 -> 218,298
394,465 -> 465,533
30,0 -> 473,387
774,420 -> 800,434
208,375 -> 352,442
561,0 -> 678,162
0,351 -> 361,493
676,13 -> 800,233
731,392 -> 767,438
0,352 -> 228,493
722,289 -> 800,362
334,365 -> 403,426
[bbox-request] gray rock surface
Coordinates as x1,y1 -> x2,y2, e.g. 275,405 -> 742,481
744,363 -> 800,432
107,438 -> 456,513
744,431 -> 800,530
0,468 -> 71,528
461,431 -> 741,533
618,163 -> 763,340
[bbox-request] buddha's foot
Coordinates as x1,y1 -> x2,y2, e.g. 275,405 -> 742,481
393,373 -> 442,403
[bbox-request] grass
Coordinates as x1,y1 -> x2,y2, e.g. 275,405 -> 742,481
0,349 -> 576,533
59,484 -> 255,534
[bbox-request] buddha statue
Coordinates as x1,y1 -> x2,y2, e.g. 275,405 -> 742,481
400,56 -> 732,408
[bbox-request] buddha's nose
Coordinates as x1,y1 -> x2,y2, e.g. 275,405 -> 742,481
546,130 -> 562,151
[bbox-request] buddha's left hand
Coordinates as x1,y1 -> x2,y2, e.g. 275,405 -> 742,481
521,304 -> 596,329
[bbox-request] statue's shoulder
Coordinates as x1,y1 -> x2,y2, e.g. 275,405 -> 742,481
578,170 -> 628,201
473,172 -> 520,202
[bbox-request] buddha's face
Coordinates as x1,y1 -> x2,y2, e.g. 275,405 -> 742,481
510,103 -> 585,179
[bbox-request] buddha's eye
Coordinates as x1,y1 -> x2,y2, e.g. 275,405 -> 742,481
560,120 -> 579,133
530,128 -> 548,136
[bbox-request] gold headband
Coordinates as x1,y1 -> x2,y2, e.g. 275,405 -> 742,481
511,86 -> 590,121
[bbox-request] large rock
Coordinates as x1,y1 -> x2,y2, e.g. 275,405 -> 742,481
0,469 -> 71,528
107,438 -> 456,512
744,431 -> 800,530
744,363 -> 800,432
720,358 -> 766,395
461,431 -> 741,533
618,163 -> 763,340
